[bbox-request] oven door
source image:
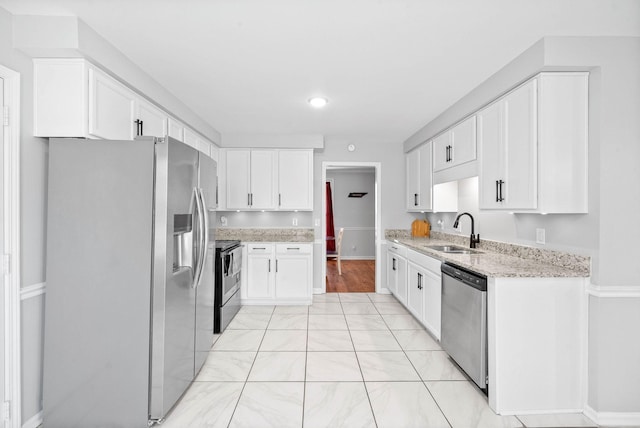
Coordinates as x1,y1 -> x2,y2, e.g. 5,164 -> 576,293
221,246 -> 242,305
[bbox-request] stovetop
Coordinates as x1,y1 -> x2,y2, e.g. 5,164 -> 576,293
215,239 -> 241,252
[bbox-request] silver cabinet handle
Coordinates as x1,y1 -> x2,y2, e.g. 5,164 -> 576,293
276,260 -> 278,272
268,259 -> 271,272
286,247 -> 300,251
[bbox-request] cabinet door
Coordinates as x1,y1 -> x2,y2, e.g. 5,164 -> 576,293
395,256 -> 407,306
278,150 -> 313,210
246,253 -> 274,299
135,98 -> 167,137
168,118 -> 184,142
422,269 -> 441,340
406,148 -> 420,210
250,150 -> 277,209
88,67 -> 136,140
387,252 -> 398,295
183,128 -> 199,150
275,255 -> 311,298
450,116 -> 476,166
407,263 -> 424,319
196,137 -> 211,157
478,100 -> 505,209
433,131 -> 452,172
226,150 -> 251,209
503,79 -> 537,209
417,143 -> 433,210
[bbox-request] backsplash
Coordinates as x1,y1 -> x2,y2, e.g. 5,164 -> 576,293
217,228 -> 314,242
386,229 -> 591,276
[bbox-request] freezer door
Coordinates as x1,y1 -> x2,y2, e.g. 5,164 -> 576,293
150,137 -> 199,420
195,154 -> 217,374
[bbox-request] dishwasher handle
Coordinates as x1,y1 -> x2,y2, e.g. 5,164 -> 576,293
441,263 -> 487,291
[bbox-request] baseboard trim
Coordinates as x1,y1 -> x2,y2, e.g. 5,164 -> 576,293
584,405 -> 640,426
340,256 -> 375,261
21,411 -> 43,428
586,284 -> 640,298
20,282 -> 46,300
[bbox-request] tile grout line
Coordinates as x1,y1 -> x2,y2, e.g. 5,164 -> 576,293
378,295 -> 455,428
301,304 -> 309,428
225,305 -> 275,428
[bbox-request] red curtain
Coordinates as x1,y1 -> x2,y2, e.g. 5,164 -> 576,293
326,182 -> 336,252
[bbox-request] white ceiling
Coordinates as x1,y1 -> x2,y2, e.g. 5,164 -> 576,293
2,0 -> 639,143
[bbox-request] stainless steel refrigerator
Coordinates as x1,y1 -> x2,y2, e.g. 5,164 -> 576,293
43,136 -> 216,427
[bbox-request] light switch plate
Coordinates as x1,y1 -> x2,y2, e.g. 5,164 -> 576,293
536,228 -> 546,244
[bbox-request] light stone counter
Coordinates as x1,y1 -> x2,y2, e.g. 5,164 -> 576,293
385,230 -> 590,278
217,228 -> 314,243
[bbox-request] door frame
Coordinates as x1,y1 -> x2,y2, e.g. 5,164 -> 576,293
1,64 -> 22,428
321,161 -> 382,293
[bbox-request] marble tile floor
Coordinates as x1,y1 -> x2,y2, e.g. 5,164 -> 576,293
161,292 -> 599,428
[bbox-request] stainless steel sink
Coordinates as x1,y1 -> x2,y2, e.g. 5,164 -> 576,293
424,245 -> 481,254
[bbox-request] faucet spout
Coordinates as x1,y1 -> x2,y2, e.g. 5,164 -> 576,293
453,212 -> 480,249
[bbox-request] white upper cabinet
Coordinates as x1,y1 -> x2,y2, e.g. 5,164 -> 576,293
278,150 -> 313,210
167,117 -> 184,141
406,142 -> 432,211
88,67 -> 136,140
479,79 -> 537,209
225,148 -> 313,211
184,128 -> 212,157
135,97 -> 167,138
33,58 -> 218,154
225,150 -> 252,209
225,149 -> 276,210
433,116 -> 477,172
250,150 -> 277,210
406,141 -> 457,213
479,72 -> 588,213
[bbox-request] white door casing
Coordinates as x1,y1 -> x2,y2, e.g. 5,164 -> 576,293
1,63 -> 22,428
320,162 -> 382,294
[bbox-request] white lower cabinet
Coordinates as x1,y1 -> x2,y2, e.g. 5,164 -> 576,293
242,243 -> 312,304
407,262 -> 425,320
386,243 -> 408,305
386,242 -> 441,339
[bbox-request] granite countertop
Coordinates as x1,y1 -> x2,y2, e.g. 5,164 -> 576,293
217,228 -> 314,243
386,231 -> 590,279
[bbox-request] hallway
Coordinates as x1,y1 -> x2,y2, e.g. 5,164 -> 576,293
326,260 -> 375,293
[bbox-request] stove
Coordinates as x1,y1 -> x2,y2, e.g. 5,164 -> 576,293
214,240 -> 242,333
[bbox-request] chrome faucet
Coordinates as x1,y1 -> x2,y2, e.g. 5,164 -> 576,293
453,212 -> 480,249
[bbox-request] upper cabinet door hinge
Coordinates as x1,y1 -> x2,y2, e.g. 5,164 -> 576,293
2,105 -> 8,127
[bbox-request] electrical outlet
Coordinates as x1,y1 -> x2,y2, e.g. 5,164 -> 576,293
220,216 -> 227,226
536,228 -> 546,244
314,218 -> 320,227
292,218 -> 298,226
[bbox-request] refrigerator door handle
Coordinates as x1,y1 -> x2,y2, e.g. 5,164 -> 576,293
192,188 -> 206,288
198,188 -> 209,284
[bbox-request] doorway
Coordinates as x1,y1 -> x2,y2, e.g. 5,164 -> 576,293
321,162 -> 382,294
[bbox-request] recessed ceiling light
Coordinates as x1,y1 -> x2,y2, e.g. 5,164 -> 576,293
308,97 -> 328,108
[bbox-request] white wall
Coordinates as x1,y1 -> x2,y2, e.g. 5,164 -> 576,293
326,169 -> 376,259
313,138 -> 414,290
0,6 -> 49,424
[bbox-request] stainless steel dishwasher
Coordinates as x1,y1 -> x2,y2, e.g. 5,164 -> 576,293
441,262 -> 488,391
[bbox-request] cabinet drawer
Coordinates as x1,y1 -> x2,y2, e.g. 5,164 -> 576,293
407,249 -> 441,274
387,242 -> 408,258
247,243 -> 275,254
276,243 -> 312,254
